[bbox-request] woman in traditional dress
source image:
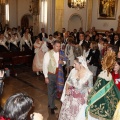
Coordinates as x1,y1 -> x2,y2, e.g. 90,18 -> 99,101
32,37 -> 48,75
86,50 -> 120,120
20,28 -> 33,51
58,56 -> 93,120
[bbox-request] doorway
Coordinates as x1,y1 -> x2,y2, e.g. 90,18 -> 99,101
21,14 -> 33,28
68,14 -> 82,32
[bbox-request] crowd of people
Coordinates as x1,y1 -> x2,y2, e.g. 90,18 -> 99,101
0,25 -> 120,120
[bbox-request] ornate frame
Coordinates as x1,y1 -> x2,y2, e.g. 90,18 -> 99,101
98,0 -> 118,20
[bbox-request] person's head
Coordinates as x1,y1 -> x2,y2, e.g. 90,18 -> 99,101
110,28 -> 114,33
79,27 -> 83,32
25,28 -> 29,33
107,45 -> 118,54
92,26 -> 95,32
93,31 -> 97,36
85,35 -> 90,41
0,32 -> 4,39
114,34 -> 119,41
83,43 -> 90,51
74,56 -> 88,71
62,28 -> 66,33
103,41 -> 108,49
98,33 -> 103,40
36,37 -> 41,43
73,29 -> 77,33
53,40 -> 61,52
41,28 -> 45,33
106,35 -> 111,42
105,31 -> 110,36
3,93 -> 33,120
90,41 -> 98,50
79,32 -> 85,41
49,34 -> 53,40
64,32 -> 69,38
113,58 -> 120,73
67,36 -> 74,44
53,31 -> 58,38
85,31 -> 90,36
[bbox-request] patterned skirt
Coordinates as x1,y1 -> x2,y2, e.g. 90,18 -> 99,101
58,87 -> 87,120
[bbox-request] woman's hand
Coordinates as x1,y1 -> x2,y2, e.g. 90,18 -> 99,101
30,112 -> 43,120
65,89 -> 70,96
65,83 -> 70,96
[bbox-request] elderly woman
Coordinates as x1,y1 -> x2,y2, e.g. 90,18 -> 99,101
58,56 -> 93,120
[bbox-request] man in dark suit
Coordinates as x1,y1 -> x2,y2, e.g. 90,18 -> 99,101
38,28 -> 48,41
61,28 -> 66,38
113,34 -> 120,49
78,32 -> 86,47
110,28 -> 115,42
76,27 -> 84,44
106,35 -> 114,45
84,35 -> 91,47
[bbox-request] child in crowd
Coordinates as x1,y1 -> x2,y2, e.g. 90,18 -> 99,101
112,58 -> 120,101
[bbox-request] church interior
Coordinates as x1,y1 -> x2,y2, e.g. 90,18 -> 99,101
0,0 -> 120,120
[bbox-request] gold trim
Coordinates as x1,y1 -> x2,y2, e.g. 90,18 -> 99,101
89,79 -> 113,105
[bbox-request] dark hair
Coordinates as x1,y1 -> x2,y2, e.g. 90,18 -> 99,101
83,43 -> 90,51
110,28 -> 114,31
53,40 -> 61,45
74,57 -> 79,63
3,93 -> 33,120
49,34 -> 53,37
67,36 -> 74,43
53,31 -> 58,36
108,45 -> 118,54
91,41 -> 98,50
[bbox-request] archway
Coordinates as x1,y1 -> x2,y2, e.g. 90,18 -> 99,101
21,14 -> 33,28
68,14 -> 83,32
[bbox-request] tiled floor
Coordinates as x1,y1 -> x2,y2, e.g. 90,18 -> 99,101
1,65 -> 61,120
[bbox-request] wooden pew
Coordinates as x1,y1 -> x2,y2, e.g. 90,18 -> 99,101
0,51 -> 34,75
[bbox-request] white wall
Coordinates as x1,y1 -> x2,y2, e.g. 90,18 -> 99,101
91,0 -> 120,31
9,0 -> 31,27
17,0 -> 30,26
63,0 -> 87,32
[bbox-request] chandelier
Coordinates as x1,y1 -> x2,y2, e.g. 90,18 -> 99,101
71,0 -> 86,9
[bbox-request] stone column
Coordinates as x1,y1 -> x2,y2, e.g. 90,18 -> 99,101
47,0 -> 55,35
86,0 -> 93,31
